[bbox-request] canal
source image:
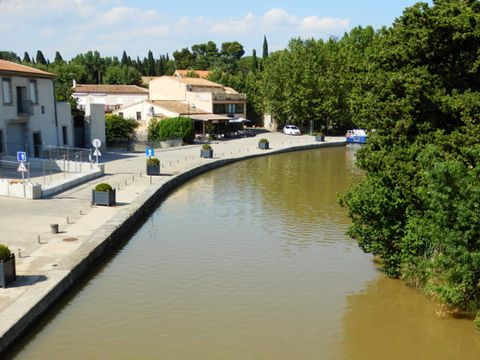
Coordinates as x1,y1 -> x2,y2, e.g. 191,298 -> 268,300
6,146 -> 480,359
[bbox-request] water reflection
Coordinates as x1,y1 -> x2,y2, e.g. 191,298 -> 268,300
6,146 -> 479,360
342,275 -> 480,360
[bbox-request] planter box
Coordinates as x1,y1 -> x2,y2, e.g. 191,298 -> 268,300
146,164 -> 160,176
258,141 -> 269,150
92,189 -> 116,206
315,135 -> 325,142
201,149 -> 213,158
0,254 -> 16,288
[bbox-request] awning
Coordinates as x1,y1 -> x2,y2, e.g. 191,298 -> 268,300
229,117 -> 251,123
190,114 -> 232,122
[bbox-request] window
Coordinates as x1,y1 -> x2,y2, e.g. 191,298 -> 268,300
62,126 -> 68,145
29,80 -> 38,104
0,129 -> 3,154
136,111 -> 141,120
41,105 -> 45,114
2,78 -> 12,104
213,103 -> 244,115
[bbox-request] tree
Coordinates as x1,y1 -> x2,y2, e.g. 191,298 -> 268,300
23,52 -> 31,63
262,35 -> 269,59
54,51 -> 64,63
339,0 -> 480,323
221,41 -> 245,60
146,50 -> 155,76
251,49 -> 258,72
173,48 -> 195,69
103,65 -> 141,85
36,50 -> 47,65
121,51 -> 130,66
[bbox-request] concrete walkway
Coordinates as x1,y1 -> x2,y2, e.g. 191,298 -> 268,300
0,131 -> 345,353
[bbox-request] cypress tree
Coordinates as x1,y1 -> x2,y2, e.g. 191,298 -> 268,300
23,52 -> 31,63
36,50 -> 47,65
252,49 -> 258,72
262,35 -> 269,59
54,51 -> 64,63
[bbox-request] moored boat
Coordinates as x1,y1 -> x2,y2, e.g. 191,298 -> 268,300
346,129 -> 367,144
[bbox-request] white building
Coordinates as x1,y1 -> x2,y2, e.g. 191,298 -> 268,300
113,76 -> 247,139
0,60 -> 73,157
73,84 -> 148,113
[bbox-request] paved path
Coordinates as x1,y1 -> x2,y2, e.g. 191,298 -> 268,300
0,131 -> 345,352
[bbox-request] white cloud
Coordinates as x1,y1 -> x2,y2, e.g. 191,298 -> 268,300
0,2 -> 350,59
261,8 -> 349,36
210,12 -> 255,35
263,8 -> 297,26
300,16 -> 350,34
102,6 -> 157,25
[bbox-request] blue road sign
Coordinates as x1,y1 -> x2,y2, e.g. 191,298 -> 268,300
146,147 -> 155,157
17,151 -> 27,162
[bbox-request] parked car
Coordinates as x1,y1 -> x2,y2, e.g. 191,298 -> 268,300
283,125 -> 301,135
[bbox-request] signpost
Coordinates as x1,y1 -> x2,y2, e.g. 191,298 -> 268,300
16,151 -> 28,198
17,151 -> 27,162
145,147 -> 154,157
92,138 -> 102,163
146,147 -> 155,184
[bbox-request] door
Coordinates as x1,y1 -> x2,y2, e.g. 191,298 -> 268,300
33,132 -> 42,158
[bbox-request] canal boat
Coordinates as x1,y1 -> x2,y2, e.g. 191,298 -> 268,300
346,129 -> 367,144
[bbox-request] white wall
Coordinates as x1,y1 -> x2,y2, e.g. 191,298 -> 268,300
0,75 -> 58,156
85,103 -> 106,151
56,102 -> 74,147
149,77 -> 186,101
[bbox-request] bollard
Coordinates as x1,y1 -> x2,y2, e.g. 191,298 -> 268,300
51,224 -> 59,233
18,249 -> 21,258
38,235 -> 41,244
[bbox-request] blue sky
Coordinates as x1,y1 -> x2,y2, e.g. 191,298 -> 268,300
0,0 -> 432,61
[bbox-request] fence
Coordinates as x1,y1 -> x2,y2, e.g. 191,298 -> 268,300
0,144 -> 95,184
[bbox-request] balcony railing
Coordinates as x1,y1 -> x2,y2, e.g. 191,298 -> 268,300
212,93 -> 246,101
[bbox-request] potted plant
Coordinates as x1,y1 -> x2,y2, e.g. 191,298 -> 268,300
200,144 -> 213,158
92,183 -> 116,206
0,244 -> 16,288
314,132 -> 325,142
258,138 -> 270,150
146,157 -> 160,175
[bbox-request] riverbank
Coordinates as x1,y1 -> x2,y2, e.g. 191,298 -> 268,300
0,132 -> 345,353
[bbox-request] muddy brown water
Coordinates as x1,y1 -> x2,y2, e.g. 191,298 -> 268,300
6,147 -> 480,359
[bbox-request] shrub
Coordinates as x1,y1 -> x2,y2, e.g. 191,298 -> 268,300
475,312 -> 480,331
94,183 -> 113,192
149,117 -> 194,144
105,114 -> 139,142
202,144 -> 212,150
146,157 -> 160,166
0,244 -> 12,262
147,118 -> 160,142
259,138 -> 269,144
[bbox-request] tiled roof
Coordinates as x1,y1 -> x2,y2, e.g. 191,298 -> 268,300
73,84 -> 149,94
141,76 -> 161,85
164,76 -> 223,87
174,70 -> 212,79
0,59 -> 55,78
150,100 -> 209,115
